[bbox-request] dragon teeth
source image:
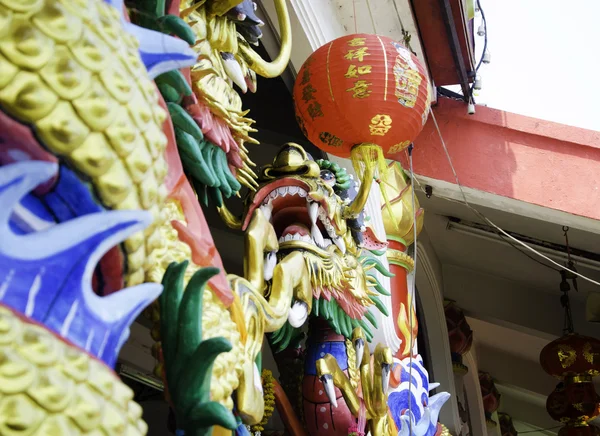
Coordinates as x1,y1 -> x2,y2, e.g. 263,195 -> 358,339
262,186 -> 308,204
333,237 -> 346,254
278,233 -> 313,244
317,205 -> 338,240
260,202 -> 272,222
308,201 -> 318,224
264,251 -> 277,281
311,224 -> 325,248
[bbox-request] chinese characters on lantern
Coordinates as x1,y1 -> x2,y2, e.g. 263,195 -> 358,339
344,37 -> 373,99
369,114 -> 393,136
392,41 -> 422,108
299,60 -> 323,120
388,141 -> 411,155
319,131 -> 344,148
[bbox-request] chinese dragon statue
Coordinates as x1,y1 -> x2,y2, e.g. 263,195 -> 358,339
0,0 -> 448,435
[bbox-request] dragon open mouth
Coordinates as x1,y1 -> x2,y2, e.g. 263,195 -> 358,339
247,178 -> 346,255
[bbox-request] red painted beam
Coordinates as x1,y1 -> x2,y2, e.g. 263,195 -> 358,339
405,98 -> 600,221
411,0 -> 475,86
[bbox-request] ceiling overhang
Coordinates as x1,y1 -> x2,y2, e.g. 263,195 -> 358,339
257,0 -> 475,100
257,0 -> 431,83
410,0 -> 475,95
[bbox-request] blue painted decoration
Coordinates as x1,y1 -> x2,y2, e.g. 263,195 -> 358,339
0,162 -> 162,367
388,355 -> 450,436
103,0 -> 198,78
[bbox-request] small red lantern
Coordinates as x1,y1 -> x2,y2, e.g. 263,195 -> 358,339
293,34 -> 431,174
499,413 -> 518,436
547,382 -> 600,427
479,372 -> 501,427
540,333 -> 600,381
558,427 -> 600,436
445,300 -> 473,374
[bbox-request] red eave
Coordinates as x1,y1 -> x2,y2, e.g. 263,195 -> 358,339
400,98 -> 600,222
410,0 -> 475,88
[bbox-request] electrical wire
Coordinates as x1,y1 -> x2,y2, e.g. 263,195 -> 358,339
494,231 -> 562,272
411,179 -> 562,272
517,425 -> 561,434
353,0 -> 358,33
365,0 -> 377,35
428,108 -> 600,287
470,0 -> 488,103
407,144 -> 418,436
404,147 -> 561,272
473,0 -> 488,73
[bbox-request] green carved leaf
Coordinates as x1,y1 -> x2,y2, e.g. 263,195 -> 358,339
159,262 -> 237,435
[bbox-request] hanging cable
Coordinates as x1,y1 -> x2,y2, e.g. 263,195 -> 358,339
428,108 -> 600,287
473,0 -> 488,73
495,230 -> 563,272
405,155 -> 562,273
365,0 -> 377,34
353,0 -> 358,33
407,143 -> 418,436
470,0 -> 488,103
560,269 -> 574,334
518,426 -> 562,434
391,0 -> 416,54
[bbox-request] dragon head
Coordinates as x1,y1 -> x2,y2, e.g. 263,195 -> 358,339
243,144 -> 389,341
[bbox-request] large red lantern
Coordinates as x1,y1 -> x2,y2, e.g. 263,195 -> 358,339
293,33 -> 431,173
540,333 -> 600,381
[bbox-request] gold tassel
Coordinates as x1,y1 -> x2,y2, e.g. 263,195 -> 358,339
350,143 -> 399,233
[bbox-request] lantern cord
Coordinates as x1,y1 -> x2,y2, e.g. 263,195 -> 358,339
407,143 -> 418,436
427,108 -> 600,288
391,0 -> 414,54
365,0 -> 377,34
353,0 -> 358,33
560,270 -> 575,334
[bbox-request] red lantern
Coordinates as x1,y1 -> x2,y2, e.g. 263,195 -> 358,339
293,34 -> 431,172
540,333 -> 600,381
445,300 -> 473,373
498,413 -> 518,436
479,372 -> 501,427
547,382 -> 600,426
559,426 -> 600,436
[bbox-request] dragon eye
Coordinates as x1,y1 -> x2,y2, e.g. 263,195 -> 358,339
320,169 -> 336,186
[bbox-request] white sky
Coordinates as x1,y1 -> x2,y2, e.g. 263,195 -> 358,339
473,0 -> 600,132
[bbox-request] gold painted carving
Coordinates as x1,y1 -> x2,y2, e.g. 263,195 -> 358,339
388,140 -> 411,154
0,0 -> 174,288
583,342 -> 600,365
0,305 -> 146,435
386,248 -> 415,272
369,114 -> 393,136
379,161 -> 424,245
316,329 -> 395,436
556,344 -> 577,369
